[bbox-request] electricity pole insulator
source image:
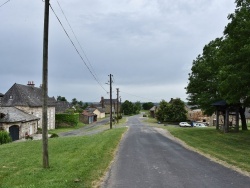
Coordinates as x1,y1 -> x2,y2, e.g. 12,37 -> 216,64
42,0 -> 50,168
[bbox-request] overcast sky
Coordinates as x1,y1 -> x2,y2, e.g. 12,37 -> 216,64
0,0 -> 235,103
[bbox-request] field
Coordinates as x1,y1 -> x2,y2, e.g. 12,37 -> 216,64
0,127 -> 127,188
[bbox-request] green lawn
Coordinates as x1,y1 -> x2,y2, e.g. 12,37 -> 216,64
49,122 -> 86,134
0,127 -> 127,188
165,126 -> 250,172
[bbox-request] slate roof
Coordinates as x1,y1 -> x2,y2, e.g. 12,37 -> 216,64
82,110 -> 96,117
97,107 -> 105,113
101,99 -> 119,105
55,101 -> 72,113
0,107 -> 40,123
2,83 -> 56,107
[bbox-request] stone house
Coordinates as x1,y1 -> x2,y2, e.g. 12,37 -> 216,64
1,82 -> 56,130
149,106 -> 157,118
86,107 -> 105,119
100,97 -> 121,114
80,110 -> 97,124
0,107 -> 40,141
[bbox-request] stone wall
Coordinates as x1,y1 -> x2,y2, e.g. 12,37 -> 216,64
15,106 -> 55,130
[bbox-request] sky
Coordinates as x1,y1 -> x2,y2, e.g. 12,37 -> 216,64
0,0 -> 236,103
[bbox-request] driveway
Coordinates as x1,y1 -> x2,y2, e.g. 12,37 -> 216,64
59,117 -> 110,137
101,115 -> 250,188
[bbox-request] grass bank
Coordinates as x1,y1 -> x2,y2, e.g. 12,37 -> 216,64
49,122 -> 86,134
165,126 -> 250,172
0,127 -> 127,188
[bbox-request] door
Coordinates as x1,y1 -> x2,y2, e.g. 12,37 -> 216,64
9,125 -> 19,141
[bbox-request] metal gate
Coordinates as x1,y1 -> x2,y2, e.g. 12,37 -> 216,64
9,125 -> 19,141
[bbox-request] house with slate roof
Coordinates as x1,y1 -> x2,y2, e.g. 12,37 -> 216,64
55,101 -> 72,113
1,82 -> 56,130
100,97 -> 121,114
0,107 -> 40,141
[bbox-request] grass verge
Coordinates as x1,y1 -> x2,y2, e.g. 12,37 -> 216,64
164,126 -> 250,173
0,127 -> 127,188
49,122 -> 86,134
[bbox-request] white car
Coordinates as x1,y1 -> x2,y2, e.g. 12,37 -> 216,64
179,122 -> 191,127
193,122 -> 206,127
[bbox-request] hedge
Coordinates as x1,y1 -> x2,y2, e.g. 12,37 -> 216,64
55,113 -> 79,127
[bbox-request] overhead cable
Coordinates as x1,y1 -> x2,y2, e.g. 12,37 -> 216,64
120,90 -> 157,102
0,0 -> 10,8
56,1 -> 100,82
49,4 -> 108,93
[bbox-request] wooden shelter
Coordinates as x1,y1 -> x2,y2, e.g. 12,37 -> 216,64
212,100 -> 239,133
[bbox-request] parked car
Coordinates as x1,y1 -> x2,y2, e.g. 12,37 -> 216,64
179,122 -> 191,127
193,122 -> 207,127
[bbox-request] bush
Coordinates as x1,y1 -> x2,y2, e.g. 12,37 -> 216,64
143,114 -> 147,117
50,133 -> 59,138
0,131 -> 12,144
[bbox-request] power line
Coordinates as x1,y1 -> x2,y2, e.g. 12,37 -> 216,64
0,0 -> 10,8
49,4 -> 108,93
120,90 -> 157,102
56,1 -> 100,82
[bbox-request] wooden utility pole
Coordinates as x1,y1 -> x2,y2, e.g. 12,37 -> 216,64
42,0 -> 50,168
109,74 -> 113,129
116,88 -> 119,123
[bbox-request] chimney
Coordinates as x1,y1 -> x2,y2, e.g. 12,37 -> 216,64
27,81 -> 35,87
0,93 -> 4,107
101,96 -> 104,108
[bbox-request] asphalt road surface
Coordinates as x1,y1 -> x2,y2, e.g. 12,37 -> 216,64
102,115 -> 250,188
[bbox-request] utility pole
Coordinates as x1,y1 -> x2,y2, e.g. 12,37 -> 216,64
42,0 -> 50,168
109,74 -> 113,129
120,97 -> 122,117
116,88 -> 119,123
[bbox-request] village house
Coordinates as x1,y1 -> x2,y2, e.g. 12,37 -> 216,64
1,82 -> 56,131
100,97 -> 121,114
0,107 -> 40,141
80,110 -> 97,124
86,107 -> 105,119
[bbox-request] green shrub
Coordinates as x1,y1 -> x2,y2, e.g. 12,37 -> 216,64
50,133 -> 59,138
55,113 -> 79,127
0,131 -> 12,145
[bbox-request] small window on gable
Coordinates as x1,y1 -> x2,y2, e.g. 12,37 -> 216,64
9,95 -> 13,99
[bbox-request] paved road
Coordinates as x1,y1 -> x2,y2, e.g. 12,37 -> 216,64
102,115 -> 250,188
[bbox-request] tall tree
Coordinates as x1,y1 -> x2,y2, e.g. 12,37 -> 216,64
218,0 -> 250,130
186,38 -> 223,115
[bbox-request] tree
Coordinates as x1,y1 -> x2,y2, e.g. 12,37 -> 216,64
156,99 -> 187,122
71,98 -> 78,105
134,101 -> 141,114
142,102 -> 154,110
155,100 -> 169,122
186,38 -> 224,115
121,100 -> 134,115
57,96 -> 67,102
218,0 -> 250,130
186,1 -> 250,130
